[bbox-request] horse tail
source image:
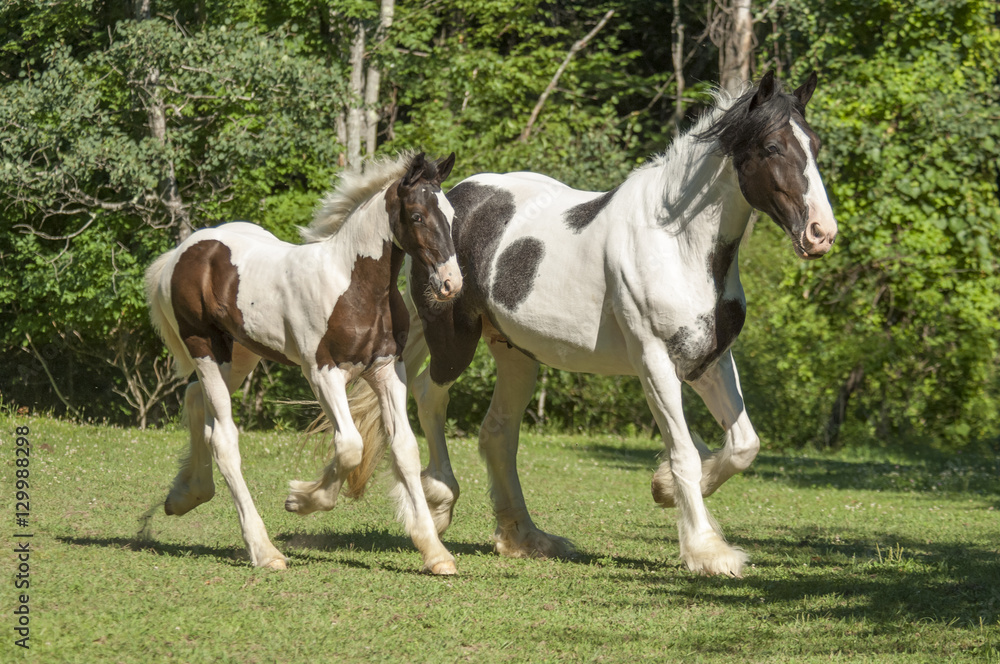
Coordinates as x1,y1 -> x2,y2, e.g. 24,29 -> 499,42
144,250 -> 196,380
342,380 -> 388,499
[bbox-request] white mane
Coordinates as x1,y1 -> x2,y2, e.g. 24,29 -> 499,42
637,87 -> 741,178
300,151 -> 416,243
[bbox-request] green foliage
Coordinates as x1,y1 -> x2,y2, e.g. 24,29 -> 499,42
742,0 -> 1000,449
2,0 -> 998,452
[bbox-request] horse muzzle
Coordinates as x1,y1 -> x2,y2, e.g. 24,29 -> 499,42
797,214 -> 838,259
429,256 -> 463,301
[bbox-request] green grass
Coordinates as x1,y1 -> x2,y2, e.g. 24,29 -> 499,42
3,414 -> 999,662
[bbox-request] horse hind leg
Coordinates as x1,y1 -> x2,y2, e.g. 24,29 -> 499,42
480,341 -> 574,559
164,380 -> 215,515
165,344 -> 261,516
285,365 -> 363,515
195,356 -> 286,569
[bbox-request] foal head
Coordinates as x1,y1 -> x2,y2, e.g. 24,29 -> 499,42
389,153 -> 463,301
706,71 -> 838,259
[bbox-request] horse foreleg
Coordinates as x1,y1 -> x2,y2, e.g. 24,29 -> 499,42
285,364 -> 363,515
411,368 -> 460,534
634,343 -> 747,577
652,350 -> 760,508
480,343 -> 574,559
195,357 -> 286,569
371,361 -> 456,575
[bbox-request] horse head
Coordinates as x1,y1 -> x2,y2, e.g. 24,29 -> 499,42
389,152 -> 462,301
714,71 -> 838,259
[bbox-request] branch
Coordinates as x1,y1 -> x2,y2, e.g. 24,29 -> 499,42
519,9 -> 615,142
25,333 -> 81,418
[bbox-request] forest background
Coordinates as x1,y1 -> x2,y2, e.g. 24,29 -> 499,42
1,0 -> 998,452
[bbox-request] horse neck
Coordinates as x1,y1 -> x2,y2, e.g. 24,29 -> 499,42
640,137 -> 753,263
317,187 -> 394,261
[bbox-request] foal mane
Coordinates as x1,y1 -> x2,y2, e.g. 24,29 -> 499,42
300,151 -> 417,243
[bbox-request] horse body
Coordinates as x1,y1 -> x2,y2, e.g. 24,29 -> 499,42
391,72 -> 836,576
146,152 -> 462,574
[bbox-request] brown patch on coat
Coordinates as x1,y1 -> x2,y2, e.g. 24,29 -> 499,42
315,240 -> 410,370
170,240 -> 294,366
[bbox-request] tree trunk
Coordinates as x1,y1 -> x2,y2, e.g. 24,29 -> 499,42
364,0 -> 395,157
715,0 -> 754,95
824,362 -> 865,448
671,0 -> 685,138
145,68 -> 193,241
346,19 -> 366,171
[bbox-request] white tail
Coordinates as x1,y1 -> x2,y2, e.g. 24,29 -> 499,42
144,250 -> 197,379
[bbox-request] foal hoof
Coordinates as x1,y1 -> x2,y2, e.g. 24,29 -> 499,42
427,559 -> 457,576
262,556 -> 288,570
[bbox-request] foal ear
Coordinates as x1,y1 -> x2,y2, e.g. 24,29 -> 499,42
749,70 -> 776,112
434,152 -> 456,184
793,71 -> 818,107
402,152 -> 427,189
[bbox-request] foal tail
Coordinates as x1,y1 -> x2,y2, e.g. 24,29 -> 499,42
145,250 -> 197,379
342,382 -> 388,499
342,268 -> 431,497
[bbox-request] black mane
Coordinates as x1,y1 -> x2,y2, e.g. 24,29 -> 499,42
697,78 -> 805,164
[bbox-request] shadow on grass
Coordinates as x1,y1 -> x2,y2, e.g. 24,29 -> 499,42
277,529 -> 494,558
57,535 -> 249,566
643,531 -> 1000,628
574,438 -> 1000,497
746,452 -> 1000,497
574,442 -> 660,471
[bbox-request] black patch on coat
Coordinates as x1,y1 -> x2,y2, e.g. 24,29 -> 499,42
563,186 -> 620,234
491,237 -> 544,311
666,238 -> 747,380
449,181 -> 517,305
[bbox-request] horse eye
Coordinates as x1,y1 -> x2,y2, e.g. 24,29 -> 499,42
766,144 -> 781,156
411,213 -> 424,224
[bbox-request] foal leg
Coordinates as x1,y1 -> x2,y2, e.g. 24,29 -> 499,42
481,341 -> 574,558
652,350 -> 760,507
411,368 -> 460,534
369,361 -> 456,574
284,365 -> 363,515
633,342 -> 747,577
165,344 -> 261,516
194,356 -> 286,569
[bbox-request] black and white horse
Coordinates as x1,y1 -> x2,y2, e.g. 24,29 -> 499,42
311,72 -> 836,577
146,153 -> 462,574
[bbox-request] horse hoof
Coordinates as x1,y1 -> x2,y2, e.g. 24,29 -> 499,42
428,559 -> 457,576
263,557 -> 288,570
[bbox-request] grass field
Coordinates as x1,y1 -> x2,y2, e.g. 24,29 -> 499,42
2,414 -> 999,662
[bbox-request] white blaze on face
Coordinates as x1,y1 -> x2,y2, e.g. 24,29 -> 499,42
432,190 -> 462,298
791,121 -> 837,251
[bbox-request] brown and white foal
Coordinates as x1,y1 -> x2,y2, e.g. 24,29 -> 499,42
145,152 -> 461,573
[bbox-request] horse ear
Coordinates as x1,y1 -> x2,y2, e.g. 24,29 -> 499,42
793,71 -> 818,107
434,152 -> 456,184
749,70 -> 776,112
402,152 -> 427,189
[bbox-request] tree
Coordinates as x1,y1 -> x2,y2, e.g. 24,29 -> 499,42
736,0 -> 1000,448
